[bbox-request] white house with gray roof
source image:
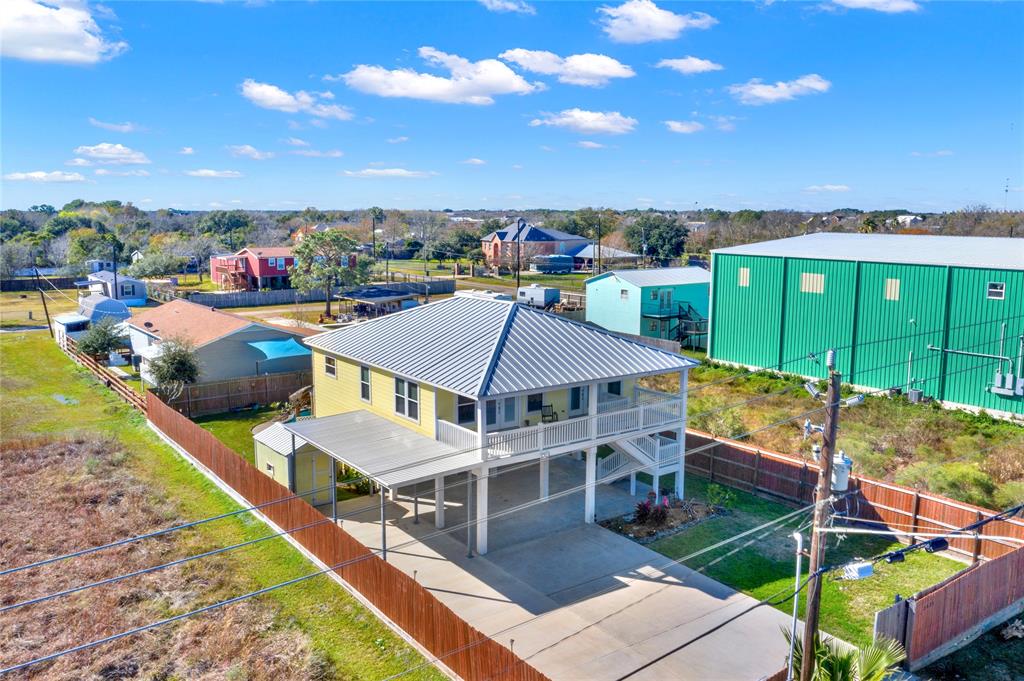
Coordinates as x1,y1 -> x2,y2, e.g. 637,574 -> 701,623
259,295 -> 697,555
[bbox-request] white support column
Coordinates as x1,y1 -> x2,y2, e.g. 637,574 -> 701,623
434,474 -> 445,529
389,487 -> 398,502
476,466 -> 489,554
630,471 -> 637,497
584,380 -> 599,523
653,468 -> 661,503
678,369 -> 688,499
585,448 -> 597,523
539,457 -> 550,499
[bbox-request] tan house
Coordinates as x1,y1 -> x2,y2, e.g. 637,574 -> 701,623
257,295 -> 696,555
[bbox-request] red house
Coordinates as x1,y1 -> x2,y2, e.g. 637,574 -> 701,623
210,247 -> 296,291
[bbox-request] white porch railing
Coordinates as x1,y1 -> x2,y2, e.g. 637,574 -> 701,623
483,394 -> 683,460
437,420 -> 479,452
597,449 -> 631,480
597,396 -> 630,414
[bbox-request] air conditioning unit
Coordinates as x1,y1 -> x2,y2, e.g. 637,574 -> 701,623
907,388 -> 923,404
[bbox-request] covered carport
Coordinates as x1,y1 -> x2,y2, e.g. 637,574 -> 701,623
281,411 -> 486,559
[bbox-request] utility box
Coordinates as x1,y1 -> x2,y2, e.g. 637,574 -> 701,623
517,284 -> 560,310
831,449 -> 853,492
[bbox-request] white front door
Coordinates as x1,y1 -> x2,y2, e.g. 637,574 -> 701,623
659,289 -> 673,309
486,397 -> 519,429
310,454 -> 333,506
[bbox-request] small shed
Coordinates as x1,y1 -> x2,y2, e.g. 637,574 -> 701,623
78,293 -> 131,324
336,286 -> 417,317
253,422 -> 336,507
52,313 -> 91,344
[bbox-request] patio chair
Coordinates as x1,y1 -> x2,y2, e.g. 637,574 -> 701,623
541,405 -> 559,423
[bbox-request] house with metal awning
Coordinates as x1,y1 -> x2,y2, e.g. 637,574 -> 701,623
260,295 -> 697,556
125,299 -> 315,384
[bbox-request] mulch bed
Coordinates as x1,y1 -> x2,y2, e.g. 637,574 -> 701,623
601,497 -> 725,544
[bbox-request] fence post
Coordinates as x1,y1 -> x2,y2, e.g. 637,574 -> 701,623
186,388 -> 193,419
800,462 -> 809,502
752,450 -> 762,493
708,443 -> 716,482
972,510 -> 983,564
910,490 -> 922,544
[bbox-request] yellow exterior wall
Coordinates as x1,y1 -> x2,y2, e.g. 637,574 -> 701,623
255,439 -> 334,505
255,441 -> 291,487
312,350 -> 437,438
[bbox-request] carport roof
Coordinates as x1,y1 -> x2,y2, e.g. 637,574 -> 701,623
281,410 -> 483,488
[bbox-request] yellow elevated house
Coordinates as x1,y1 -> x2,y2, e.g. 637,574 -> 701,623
258,294 -> 697,555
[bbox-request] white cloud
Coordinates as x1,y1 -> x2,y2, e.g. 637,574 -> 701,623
598,0 -> 716,44
240,79 -> 354,120
339,46 -> 543,105
342,168 -> 436,178
664,120 -> 705,134
512,163 -> 524,169
65,157 -> 92,167
461,158 -> 487,165
911,150 -> 954,157
499,49 -> 634,87
529,108 -> 637,135
831,0 -> 919,13
657,56 -> 723,75
73,142 -> 150,164
577,140 -> 605,149
0,0 -> 128,65
285,137 -> 309,147
95,168 -> 150,177
179,146 -> 195,155
708,115 -> 739,132
804,184 -> 850,193
227,144 -> 275,160
478,0 -> 535,14
387,136 -> 410,144
186,169 -> 243,178
291,149 -> 344,158
88,117 -> 140,133
3,170 -> 86,183
728,74 -> 831,105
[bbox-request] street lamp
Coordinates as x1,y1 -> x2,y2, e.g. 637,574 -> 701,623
515,217 -> 526,290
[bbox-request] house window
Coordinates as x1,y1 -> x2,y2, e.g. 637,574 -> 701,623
800,272 -> 825,294
359,365 -> 371,401
457,395 -> 475,425
324,356 -> 336,378
265,462 -> 274,474
738,267 -> 750,288
650,289 -> 658,301
527,393 -> 543,413
570,386 -> 584,412
649,320 -> 658,332
884,278 -> 901,301
620,289 -> 629,300
120,283 -> 135,297
485,399 -> 497,426
606,380 -> 622,396
987,282 -> 1005,300
394,377 -> 419,420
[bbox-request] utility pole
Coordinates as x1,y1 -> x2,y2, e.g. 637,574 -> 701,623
595,212 -> 602,275
515,217 -> 525,290
800,352 -> 842,681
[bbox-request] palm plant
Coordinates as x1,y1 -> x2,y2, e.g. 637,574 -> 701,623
784,629 -> 906,681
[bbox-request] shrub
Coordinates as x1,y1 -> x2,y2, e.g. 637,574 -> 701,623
648,503 -> 668,527
896,462 -> 996,508
148,337 -> 200,399
689,396 -> 746,439
994,481 -> 1024,509
76,317 -> 124,357
705,483 -> 736,510
633,500 -> 651,525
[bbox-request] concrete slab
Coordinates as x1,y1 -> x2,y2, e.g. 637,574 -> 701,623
332,455 -> 792,681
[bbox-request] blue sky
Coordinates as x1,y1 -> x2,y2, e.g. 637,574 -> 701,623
2,0 -> 1022,212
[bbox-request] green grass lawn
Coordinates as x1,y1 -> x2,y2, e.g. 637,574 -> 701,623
194,406 -> 281,465
0,288 -> 78,327
649,474 -> 963,649
0,331 -> 443,680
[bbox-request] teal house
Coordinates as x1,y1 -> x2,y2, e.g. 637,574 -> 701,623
585,268 -> 711,348
708,233 -> 1024,416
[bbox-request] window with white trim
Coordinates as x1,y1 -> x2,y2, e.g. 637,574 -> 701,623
527,393 -> 542,413
737,267 -> 750,288
394,377 -> 419,420
884,278 -> 901,301
800,272 -> 825,294
987,282 -> 1005,300
620,289 -> 629,300
457,395 -> 475,425
120,283 -> 135,297
265,462 -> 274,474
649,320 -> 658,332
359,365 -> 371,401
649,289 -> 658,301
324,356 -> 336,378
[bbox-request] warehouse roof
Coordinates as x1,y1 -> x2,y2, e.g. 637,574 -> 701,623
712,233 -> 1024,271
589,267 -> 711,288
304,295 -> 696,398
567,244 -> 639,260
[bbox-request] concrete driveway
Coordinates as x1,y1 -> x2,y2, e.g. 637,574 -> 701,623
333,456 -> 792,680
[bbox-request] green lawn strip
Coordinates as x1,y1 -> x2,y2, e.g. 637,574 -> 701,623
194,406 -> 281,465
0,332 -> 443,680
649,475 -> 962,649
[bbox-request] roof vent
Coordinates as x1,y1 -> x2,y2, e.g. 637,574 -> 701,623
144,321 -> 153,328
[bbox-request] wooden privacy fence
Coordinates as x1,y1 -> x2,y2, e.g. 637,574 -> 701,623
171,279 -> 457,309
58,336 -> 147,413
146,393 -> 547,681
684,429 -> 1024,561
1,276 -> 77,292
164,371 -> 313,418
874,545 -> 1024,670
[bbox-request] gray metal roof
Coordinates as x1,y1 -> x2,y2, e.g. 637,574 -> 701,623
304,296 -> 696,398
253,421 -> 308,451
590,267 -> 711,288
87,270 -> 144,284
567,244 -> 639,259
282,411 -> 483,487
712,233 -> 1024,271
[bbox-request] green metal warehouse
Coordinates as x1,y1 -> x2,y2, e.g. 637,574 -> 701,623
708,234 -> 1024,417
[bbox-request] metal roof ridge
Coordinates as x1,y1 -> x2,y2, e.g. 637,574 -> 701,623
474,299 -> 519,398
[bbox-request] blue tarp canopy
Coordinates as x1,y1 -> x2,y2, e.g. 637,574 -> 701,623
247,337 -> 312,360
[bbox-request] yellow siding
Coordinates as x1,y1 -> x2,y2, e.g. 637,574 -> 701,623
312,350 -> 437,438
255,441 -> 291,487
